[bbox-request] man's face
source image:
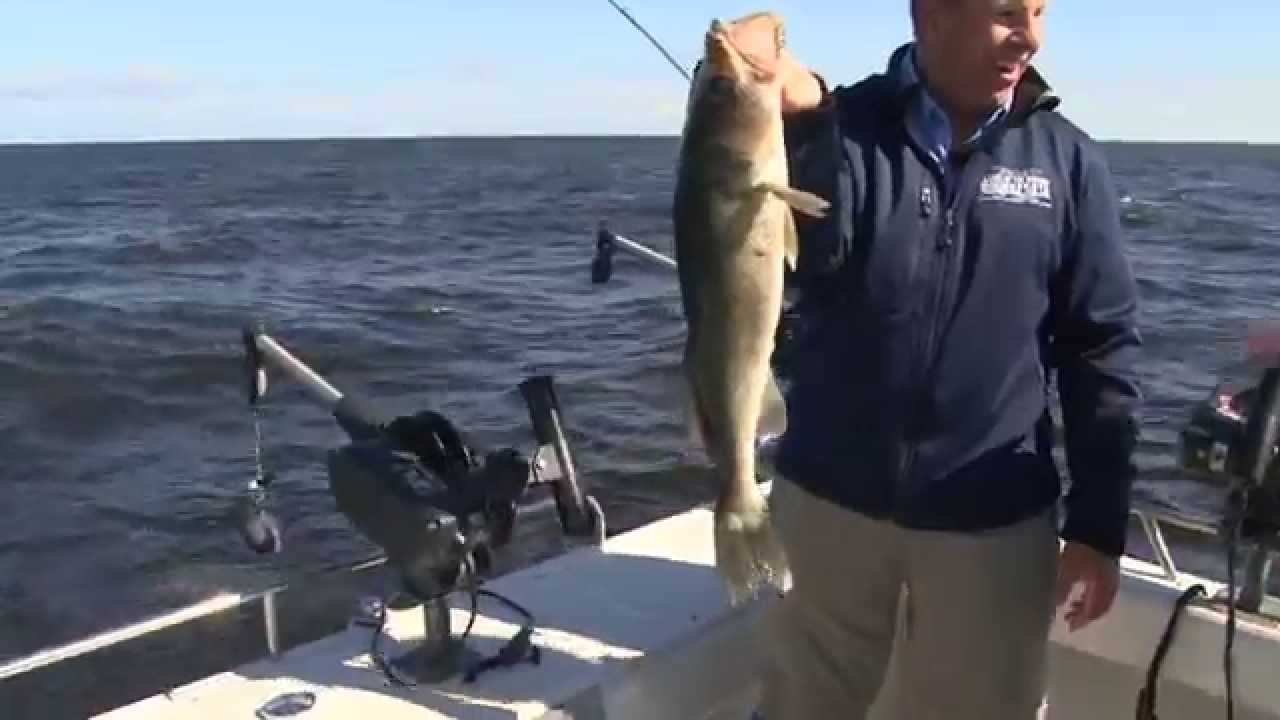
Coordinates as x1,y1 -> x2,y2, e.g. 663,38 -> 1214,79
919,0 -> 1047,112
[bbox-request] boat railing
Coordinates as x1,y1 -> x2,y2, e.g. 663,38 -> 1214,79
0,476 -> 584,685
0,501 -> 1271,687
0,553 -> 387,684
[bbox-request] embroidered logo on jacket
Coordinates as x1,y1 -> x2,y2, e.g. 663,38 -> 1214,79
978,166 -> 1053,208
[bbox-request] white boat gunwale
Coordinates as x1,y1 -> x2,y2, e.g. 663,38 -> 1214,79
0,499 -> 1247,683
64,498 -> 1280,719
5,497 -> 1280,720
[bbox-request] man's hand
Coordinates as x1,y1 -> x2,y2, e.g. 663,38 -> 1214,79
724,13 -> 824,113
1054,541 -> 1119,631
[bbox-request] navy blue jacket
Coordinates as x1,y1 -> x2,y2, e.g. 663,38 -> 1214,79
773,46 -> 1143,557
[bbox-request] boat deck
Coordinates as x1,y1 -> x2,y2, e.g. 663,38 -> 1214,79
95,506 -> 754,720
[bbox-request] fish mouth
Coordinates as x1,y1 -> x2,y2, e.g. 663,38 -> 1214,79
703,20 -> 739,77
704,17 -> 774,82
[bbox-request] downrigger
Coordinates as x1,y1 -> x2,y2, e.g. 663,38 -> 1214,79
1134,359 -> 1280,720
1179,363 -> 1280,549
237,322 -> 606,686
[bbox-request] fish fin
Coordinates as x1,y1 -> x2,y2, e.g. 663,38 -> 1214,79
715,487 -> 792,604
760,182 -> 830,219
758,369 -> 788,441
782,209 -> 799,272
681,348 -> 714,454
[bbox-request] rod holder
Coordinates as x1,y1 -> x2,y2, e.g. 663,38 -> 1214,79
591,225 -> 677,277
519,375 -> 595,537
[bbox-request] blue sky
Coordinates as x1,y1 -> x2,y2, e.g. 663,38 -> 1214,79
1,1 -> 1274,144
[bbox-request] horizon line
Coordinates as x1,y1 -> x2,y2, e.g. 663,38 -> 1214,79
1,132 -> 1276,149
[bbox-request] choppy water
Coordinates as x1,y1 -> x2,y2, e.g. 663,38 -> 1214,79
1,137 -> 1278,670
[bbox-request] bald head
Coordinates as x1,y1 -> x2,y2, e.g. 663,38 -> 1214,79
911,0 -> 1047,118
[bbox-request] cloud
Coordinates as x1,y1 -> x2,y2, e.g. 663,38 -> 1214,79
0,66 -> 690,143
1047,72 -> 1280,144
0,64 -> 194,102
447,57 -> 503,83
362,75 -> 682,137
283,93 -> 358,117
12,59 -> 1269,145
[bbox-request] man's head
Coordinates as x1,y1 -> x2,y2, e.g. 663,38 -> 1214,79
911,0 -> 1046,117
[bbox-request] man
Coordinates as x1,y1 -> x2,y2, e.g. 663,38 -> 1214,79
726,2 -> 1143,717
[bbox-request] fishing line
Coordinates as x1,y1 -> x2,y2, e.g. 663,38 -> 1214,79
601,0 -> 691,82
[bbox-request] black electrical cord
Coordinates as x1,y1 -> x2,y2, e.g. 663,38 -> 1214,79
462,588 -> 540,684
364,553 -> 538,688
369,595 -> 413,688
1223,488 -> 1244,720
1136,583 -> 1207,719
1135,494 -> 1242,720
366,555 -> 482,689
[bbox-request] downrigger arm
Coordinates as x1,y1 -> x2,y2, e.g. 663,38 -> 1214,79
237,321 -> 606,683
239,322 -> 603,555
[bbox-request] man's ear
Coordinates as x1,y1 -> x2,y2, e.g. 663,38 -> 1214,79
911,0 -> 949,39
910,0 -> 925,32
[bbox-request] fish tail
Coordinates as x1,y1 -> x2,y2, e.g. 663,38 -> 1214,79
713,487 -> 791,604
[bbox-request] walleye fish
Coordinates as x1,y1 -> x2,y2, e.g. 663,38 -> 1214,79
673,12 -> 830,603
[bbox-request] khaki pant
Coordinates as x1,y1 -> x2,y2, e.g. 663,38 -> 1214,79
756,478 -> 1059,720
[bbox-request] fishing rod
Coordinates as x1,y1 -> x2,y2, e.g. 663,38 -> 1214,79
590,2 -> 687,281
601,0 -> 691,82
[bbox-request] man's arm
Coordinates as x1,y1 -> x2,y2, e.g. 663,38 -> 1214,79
780,70 -> 848,296
1051,145 -> 1144,558
781,69 -> 830,142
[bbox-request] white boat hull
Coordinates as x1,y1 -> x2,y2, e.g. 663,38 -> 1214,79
88,489 -> 1280,720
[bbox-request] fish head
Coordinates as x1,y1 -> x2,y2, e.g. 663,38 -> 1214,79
684,13 -> 787,143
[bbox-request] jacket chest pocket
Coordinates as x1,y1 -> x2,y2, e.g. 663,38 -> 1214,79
967,182 -> 1063,290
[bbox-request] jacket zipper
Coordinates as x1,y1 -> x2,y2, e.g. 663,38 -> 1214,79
921,206 -> 959,363
920,152 -> 993,383
898,155 -> 973,497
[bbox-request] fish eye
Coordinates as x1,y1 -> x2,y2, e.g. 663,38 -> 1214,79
708,75 -> 734,96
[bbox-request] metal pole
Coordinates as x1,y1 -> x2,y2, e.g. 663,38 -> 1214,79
608,232 -> 677,271
263,590 -> 281,657
0,554 -> 387,681
253,333 -> 344,408
0,594 -> 249,680
1138,512 -> 1180,583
